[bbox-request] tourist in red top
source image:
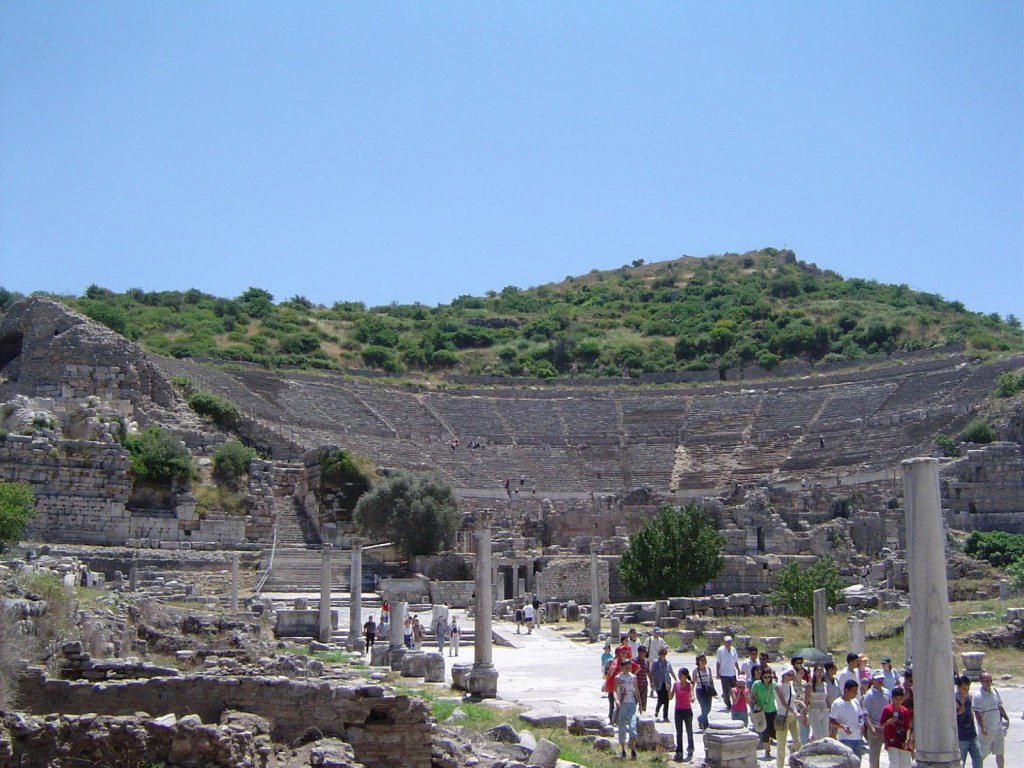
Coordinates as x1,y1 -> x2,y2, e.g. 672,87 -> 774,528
635,645 -> 651,714
880,687 -> 913,768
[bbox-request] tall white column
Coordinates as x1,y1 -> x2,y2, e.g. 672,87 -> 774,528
468,508 -> 499,697
589,543 -> 601,642
903,457 -> 959,768
319,544 -> 332,643
347,537 -> 365,652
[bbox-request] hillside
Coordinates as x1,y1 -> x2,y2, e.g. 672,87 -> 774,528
3,248 -> 1022,379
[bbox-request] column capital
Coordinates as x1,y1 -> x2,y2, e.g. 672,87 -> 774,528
476,508 -> 495,528
349,536 -> 363,549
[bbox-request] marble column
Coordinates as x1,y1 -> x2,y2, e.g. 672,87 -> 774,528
811,588 -> 827,652
347,537 -> 365,653
319,544 -> 333,643
904,457 -> 959,768
589,544 -> 601,642
230,552 -> 239,611
468,508 -> 499,698
846,617 -> 865,655
129,558 -> 139,592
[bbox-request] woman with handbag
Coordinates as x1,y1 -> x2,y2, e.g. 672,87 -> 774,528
750,667 -> 778,760
774,667 -> 804,768
693,654 -> 715,730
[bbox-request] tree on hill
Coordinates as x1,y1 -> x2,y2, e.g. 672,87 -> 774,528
618,504 -> 725,599
770,555 -> 842,618
0,482 -> 36,553
353,471 -> 458,560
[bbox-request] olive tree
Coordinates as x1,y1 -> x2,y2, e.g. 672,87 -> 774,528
353,471 -> 458,560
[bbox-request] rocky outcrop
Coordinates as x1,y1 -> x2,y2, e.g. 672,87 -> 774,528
0,297 -> 194,429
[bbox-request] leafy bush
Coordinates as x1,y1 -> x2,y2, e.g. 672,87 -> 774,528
770,555 -> 842,617
963,530 -> 1024,568
935,433 -> 959,458
0,482 -> 36,552
993,371 -> 1024,398
124,427 -> 194,484
213,440 -> 258,486
187,392 -> 240,430
961,420 -> 996,445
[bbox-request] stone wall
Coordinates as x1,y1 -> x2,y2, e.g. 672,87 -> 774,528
16,668 -> 432,768
942,442 -> 1024,528
1,433 -> 247,546
534,557 -> 610,603
429,580 -> 475,608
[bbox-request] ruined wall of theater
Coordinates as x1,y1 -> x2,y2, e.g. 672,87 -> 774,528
942,442 -> 1024,533
16,669 -> 432,768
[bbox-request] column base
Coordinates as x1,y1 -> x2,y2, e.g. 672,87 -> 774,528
467,664 -> 499,699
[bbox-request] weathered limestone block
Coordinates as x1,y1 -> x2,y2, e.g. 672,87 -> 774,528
788,737 -> 859,767
423,653 -> 445,683
399,651 -> 428,678
702,719 -> 759,767
529,738 -> 560,768
518,710 -> 567,730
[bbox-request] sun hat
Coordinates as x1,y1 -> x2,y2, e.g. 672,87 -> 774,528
871,670 -> 885,681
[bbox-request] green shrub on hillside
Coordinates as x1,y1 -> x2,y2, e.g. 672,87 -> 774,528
961,420 -> 996,445
963,530 -> 1024,568
0,482 -> 36,552
993,371 -> 1024,398
124,427 -> 194,484
187,392 -> 240,430
213,440 -> 258,486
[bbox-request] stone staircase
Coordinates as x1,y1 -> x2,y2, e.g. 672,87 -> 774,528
271,495 -> 321,548
258,547 -> 353,593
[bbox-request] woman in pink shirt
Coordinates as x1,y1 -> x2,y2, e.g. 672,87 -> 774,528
671,667 -> 695,760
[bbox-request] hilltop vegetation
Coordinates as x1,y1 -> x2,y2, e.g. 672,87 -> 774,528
2,248 -> 1021,379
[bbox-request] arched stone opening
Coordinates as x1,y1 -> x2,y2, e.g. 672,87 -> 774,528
0,331 -> 23,377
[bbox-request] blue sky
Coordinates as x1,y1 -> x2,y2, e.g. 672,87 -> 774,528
2,3 -> 1021,318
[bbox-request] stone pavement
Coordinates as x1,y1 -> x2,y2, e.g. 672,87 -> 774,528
454,615 -> 1024,767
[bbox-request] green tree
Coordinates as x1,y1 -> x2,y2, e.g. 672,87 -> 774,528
618,504 -> 725,599
0,482 -> 35,552
353,471 -> 458,559
770,555 -> 842,618
187,392 -> 240,430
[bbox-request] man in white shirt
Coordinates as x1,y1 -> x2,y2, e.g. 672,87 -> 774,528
645,626 -> 669,657
972,672 -> 1010,768
523,602 -> 534,634
715,635 -> 739,709
740,645 -> 760,680
837,653 -> 862,700
830,679 -> 865,763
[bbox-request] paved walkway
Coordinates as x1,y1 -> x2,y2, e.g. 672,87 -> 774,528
453,615 -> 1024,767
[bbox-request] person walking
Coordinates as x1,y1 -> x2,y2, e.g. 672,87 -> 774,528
730,677 -> 749,727
972,671 -> 1009,768
362,615 -> 377,653
448,617 -> 460,656
434,615 -> 447,654
805,665 -> 830,741
601,643 -> 616,723
862,671 -> 890,768
650,646 -> 676,722
880,687 -> 913,768
774,667 -> 803,768
830,679 -> 865,764
750,666 -> 778,761
716,636 -> 740,710
635,645 -> 651,714
692,654 -> 715,731
791,656 -> 810,745
956,675 -> 982,768
614,656 -> 642,760
523,601 -> 534,634
671,667 -> 695,761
